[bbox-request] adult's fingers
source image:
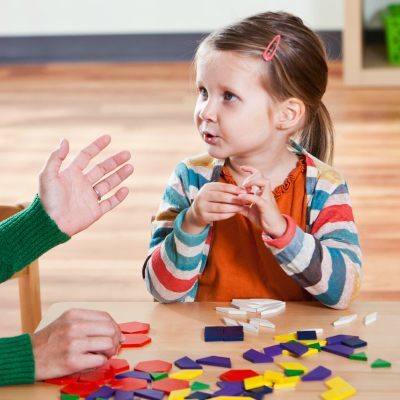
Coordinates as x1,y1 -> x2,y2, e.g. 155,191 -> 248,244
70,135 -> 111,171
92,164 -> 134,198
73,352 -> 108,372
85,150 -> 132,185
99,187 -> 130,215
41,139 -> 70,180
80,337 -> 119,358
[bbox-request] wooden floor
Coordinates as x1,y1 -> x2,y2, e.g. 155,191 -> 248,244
0,62 -> 399,336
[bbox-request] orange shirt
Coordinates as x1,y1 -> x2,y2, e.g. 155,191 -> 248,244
196,157 -> 313,301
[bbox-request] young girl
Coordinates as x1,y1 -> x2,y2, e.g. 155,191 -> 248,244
143,11 -> 361,309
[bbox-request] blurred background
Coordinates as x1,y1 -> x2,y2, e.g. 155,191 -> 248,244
0,0 -> 399,336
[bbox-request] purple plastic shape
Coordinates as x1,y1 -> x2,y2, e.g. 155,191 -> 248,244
223,326 -> 244,341
301,365 -> 332,381
341,337 -> 367,348
322,344 -> 354,357
243,349 -> 273,363
115,371 -> 152,382
174,356 -> 203,370
263,344 -> 282,357
196,356 -> 232,368
86,385 -> 115,400
297,330 -> 317,340
134,389 -> 165,400
280,341 -> 309,356
114,390 -> 135,400
326,334 -> 358,345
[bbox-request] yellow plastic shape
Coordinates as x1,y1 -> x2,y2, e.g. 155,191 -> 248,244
168,388 -> 191,400
274,376 -> 300,389
277,362 -> 308,372
244,375 -> 265,390
170,369 -> 203,380
263,370 -> 284,383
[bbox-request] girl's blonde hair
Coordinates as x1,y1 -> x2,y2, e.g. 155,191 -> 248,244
195,11 -> 334,164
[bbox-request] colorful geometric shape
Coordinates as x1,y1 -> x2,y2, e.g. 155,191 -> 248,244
301,366 -> 332,381
243,349 -> 273,363
119,321 -> 150,334
134,360 -> 173,373
152,378 -> 190,394
134,389 -> 165,400
174,356 -> 202,370
371,358 -> 391,368
196,356 -> 231,368
322,344 -> 354,357
170,369 -> 203,380
120,333 -> 151,348
348,352 -> 368,361
110,377 -> 147,391
297,330 -> 317,340
219,370 -> 259,382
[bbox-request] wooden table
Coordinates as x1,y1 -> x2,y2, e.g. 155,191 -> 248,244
1,301 -> 399,399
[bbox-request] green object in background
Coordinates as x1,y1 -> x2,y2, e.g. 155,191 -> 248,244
191,381 -> 210,391
371,358 -> 392,368
60,394 -> 80,400
383,3 -> 400,65
150,371 -> 168,380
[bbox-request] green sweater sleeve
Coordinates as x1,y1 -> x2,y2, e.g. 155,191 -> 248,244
0,194 -> 70,283
0,334 -> 34,386
0,195 -> 71,386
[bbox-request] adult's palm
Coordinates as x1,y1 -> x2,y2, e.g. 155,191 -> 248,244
39,135 -> 134,236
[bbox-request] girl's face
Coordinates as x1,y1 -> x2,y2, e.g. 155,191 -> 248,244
194,50 -> 280,160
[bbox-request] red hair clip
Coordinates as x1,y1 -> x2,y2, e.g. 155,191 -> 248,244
262,34 -> 281,61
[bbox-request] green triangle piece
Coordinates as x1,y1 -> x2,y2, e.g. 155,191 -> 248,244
349,351 -> 368,361
191,381 -> 210,390
60,394 -> 80,400
151,372 -> 169,380
308,342 -> 321,352
371,358 -> 391,368
284,369 -> 304,377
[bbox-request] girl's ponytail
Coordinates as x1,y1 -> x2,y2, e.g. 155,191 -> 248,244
299,102 -> 334,165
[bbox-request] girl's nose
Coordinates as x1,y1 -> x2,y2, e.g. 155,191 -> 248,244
199,101 -> 217,122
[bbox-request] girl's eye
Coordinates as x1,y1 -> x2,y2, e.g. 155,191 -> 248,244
223,91 -> 237,102
199,87 -> 208,98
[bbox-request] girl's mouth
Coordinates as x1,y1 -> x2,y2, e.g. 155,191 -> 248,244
203,132 -> 219,145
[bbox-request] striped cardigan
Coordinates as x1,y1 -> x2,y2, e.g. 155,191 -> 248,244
143,141 -> 362,309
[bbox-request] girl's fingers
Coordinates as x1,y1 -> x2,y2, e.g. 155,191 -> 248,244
237,192 -> 265,207
206,191 -> 245,205
241,177 -> 272,195
207,203 -> 246,214
208,182 -> 246,195
240,165 -> 259,175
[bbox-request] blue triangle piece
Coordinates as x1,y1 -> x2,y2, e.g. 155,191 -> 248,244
134,389 -> 165,400
263,344 -> 282,357
114,390 -> 135,400
322,344 -> 354,357
301,365 -> 332,381
243,349 -> 273,363
185,391 -> 212,400
326,334 -> 358,345
115,371 -> 152,381
196,356 -> 231,368
174,356 -> 203,370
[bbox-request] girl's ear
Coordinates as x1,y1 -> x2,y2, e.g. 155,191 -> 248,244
275,97 -> 305,131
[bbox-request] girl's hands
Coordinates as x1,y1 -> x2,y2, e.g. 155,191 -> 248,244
182,182 -> 246,234
237,166 -> 287,238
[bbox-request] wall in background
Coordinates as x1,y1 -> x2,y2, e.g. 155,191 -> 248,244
364,0 -> 397,28
0,0 -> 343,36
